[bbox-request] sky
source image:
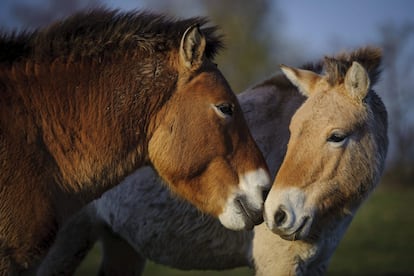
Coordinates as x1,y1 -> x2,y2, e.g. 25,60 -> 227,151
278,0 -> 414,57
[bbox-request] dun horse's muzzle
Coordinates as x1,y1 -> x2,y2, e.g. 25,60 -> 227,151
264,187 -> 315,240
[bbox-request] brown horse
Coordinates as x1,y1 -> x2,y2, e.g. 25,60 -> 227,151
258,47 -> 388,274
0,10 -> 270,274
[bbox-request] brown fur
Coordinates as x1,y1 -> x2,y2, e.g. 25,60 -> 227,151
0,10 -> 268,274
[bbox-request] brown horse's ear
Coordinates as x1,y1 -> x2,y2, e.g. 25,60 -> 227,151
280,64 -> 322,97
344,61 -> 370,102
180,24 -> 206,71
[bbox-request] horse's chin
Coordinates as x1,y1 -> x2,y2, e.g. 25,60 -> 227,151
218,197 -> 263,230
217,168 -> 270,230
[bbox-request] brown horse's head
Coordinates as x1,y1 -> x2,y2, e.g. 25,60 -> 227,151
148,25 -> 270,230
264,47 -> 388,240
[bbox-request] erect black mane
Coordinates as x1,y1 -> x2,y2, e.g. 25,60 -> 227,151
313,46 -> 382,86
254,46 -> 382,98
0,9 -> 224,64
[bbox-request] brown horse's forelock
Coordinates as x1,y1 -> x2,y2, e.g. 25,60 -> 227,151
0,9 -> 224,64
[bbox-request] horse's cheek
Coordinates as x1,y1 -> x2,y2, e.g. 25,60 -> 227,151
148,126 -> 176,180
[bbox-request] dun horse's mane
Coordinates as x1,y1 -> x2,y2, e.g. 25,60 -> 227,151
0,9 -> 224,64
323,46 -> 382,86
254,46 -> 382,92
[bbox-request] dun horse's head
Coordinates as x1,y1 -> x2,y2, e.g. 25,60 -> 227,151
264,48 -> 388,240
148,25 -> 270,230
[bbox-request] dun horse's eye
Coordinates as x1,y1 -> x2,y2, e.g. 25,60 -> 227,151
215,103 -> 234,117
327,132 -> 348,144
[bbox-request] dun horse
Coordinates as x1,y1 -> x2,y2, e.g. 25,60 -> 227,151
38,47 -> 388,275
0,10 -> 270,274
257,47 -> 388,275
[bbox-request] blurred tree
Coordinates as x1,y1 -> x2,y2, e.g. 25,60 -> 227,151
199,0 -> 281,92
378,22 -> 414,185
133,0 -> 302,92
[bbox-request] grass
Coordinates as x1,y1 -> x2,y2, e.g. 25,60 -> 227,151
327,185 -> 414,275
75,184 -> 414,275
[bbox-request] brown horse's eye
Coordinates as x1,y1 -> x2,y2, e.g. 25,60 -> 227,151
216,103 -> 234,117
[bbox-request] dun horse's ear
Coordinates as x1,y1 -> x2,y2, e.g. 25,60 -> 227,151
180,24 -> 206,71
280,64 -> 321,97
344,61 -> 370,102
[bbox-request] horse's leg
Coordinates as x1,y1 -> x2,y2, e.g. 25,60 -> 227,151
98,225 -> 146,276
36,205 -> 99,276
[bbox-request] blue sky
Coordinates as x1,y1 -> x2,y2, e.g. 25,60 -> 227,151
278,0 -> 414,57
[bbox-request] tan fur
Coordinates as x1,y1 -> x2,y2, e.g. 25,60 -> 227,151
261,46 -> 388,274
253,47 -> 388,275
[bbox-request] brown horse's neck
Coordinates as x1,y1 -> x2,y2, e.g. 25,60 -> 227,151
1,55 -> 176,203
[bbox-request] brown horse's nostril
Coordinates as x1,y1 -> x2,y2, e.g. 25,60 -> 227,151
274,206 -> 287,226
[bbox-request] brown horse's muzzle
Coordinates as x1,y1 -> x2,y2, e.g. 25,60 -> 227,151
218,168 -> 271,230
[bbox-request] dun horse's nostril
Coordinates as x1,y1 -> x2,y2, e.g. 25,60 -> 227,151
274,207 -> 287,226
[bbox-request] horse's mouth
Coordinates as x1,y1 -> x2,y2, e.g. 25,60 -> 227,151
236,197 -> 264,229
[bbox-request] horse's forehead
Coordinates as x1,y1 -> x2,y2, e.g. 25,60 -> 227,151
189,70 -> 236,101
292,89 -> 362,131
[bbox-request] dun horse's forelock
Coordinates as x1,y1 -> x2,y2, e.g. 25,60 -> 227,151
323,47 -> 382,86
0,9 -> 224,64
256,47 -> 382,96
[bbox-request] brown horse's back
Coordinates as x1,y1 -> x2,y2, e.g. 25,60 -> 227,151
1,65 -> 59,270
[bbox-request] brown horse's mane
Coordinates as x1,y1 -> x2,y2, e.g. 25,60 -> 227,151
0,9 -> 224,65
0,9 -> 225,195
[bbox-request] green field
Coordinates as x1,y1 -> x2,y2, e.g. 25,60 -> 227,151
75,185 -> 414,275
